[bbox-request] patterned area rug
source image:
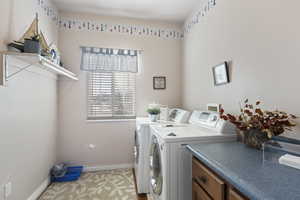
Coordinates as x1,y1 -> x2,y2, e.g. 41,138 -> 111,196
39,168 -> 137,200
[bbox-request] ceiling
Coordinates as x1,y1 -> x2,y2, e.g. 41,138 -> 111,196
52,0 -> 199,23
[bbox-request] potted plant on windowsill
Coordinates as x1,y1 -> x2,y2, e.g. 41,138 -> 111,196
147,107 -> 161,122
220,99 -> 297,150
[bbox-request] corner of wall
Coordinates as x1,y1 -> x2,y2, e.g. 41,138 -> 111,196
27,177 -> 50,200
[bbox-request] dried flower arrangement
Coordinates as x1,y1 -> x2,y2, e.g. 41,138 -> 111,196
220,99 -> 297,149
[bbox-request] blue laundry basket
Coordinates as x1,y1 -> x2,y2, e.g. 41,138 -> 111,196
51,166 -> 83,182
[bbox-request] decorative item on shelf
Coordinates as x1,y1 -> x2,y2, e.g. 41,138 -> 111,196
50,49 -> 57,60
48,44 -> 61,65
7,42 -> 23,52
213,61 -> 229,86
24,36 -> 41,54
220,99 -> 297,149
39,32 -> 51,56
7,13 -> 51,55
147,104 -> 161,122
153,76 -> 166,90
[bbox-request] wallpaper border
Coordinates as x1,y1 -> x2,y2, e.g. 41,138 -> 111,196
37,0 -> 216,39
184,0 -> 217,34
59,17 -> 184,40
37,0 -> 60,25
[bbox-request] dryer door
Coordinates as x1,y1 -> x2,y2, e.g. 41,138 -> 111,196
149,135 -> 163,196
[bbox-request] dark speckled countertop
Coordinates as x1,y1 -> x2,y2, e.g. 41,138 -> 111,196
187,142 -> 300,200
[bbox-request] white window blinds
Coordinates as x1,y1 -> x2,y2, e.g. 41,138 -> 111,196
82,47 -> 138,120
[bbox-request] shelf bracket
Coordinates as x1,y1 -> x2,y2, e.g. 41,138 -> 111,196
1,54 -> 37,82
6,63 -> 33,80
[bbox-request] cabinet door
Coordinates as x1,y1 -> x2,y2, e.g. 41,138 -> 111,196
192,181 -> 212,200
192,158 -> 225,200
229,188 -> 247,200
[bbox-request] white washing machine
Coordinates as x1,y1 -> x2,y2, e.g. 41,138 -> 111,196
134,109 -> 190,194
149,110 -> 237,200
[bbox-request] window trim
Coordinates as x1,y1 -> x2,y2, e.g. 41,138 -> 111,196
86,118 -> 136,123
87,116 -> 136,121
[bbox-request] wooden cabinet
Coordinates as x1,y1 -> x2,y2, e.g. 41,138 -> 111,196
228,188 -> 247,200
192,158 -> 225,200
192,181 -> 212,200
192,157 -> 248,200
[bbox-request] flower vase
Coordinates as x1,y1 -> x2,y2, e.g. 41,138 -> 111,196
242,129 -> 269,150
149,114 -> 159,122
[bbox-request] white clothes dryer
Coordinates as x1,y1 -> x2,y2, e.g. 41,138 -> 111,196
148,110 -> 237,200
134,108 -> 190,194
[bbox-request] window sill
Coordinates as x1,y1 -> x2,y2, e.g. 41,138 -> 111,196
86,119 -> 136,123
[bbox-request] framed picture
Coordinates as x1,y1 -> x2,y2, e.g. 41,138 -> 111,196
153,76 -> 166,90
212,62 -> 230,86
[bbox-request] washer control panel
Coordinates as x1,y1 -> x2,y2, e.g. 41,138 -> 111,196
189,110 -> 236,134
189,111 -> 220,128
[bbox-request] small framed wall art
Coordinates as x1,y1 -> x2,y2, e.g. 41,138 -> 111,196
212,62 -> 230,86
153,76 -> 166,90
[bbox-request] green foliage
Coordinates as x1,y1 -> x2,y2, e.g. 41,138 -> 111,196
147,108 -> 161,115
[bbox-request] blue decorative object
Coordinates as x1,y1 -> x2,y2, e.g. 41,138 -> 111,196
50,49 -> 57,60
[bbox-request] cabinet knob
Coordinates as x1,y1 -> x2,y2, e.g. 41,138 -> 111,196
194,176 -> 207,184
200,176 -> 207,183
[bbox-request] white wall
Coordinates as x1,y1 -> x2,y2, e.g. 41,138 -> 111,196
0,60 -> 58,200
0,0 -> 11,51
183,0 -> 300,138
0,0 -> 59,199
58,12 -> 182,167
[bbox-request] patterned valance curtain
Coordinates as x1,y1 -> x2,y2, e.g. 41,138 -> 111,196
81,47 -> 139,73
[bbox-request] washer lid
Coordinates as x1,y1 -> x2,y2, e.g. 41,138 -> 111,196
136,117 -> 176,126
151,125 -> 236,143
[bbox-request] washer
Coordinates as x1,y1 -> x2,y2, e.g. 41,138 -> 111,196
134,108 -> 190,194
149,110 -> 237,200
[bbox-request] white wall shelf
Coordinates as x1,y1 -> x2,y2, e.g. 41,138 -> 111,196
0,51 -> 78,86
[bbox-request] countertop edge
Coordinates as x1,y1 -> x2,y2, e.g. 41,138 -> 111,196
186,145 -> 273,200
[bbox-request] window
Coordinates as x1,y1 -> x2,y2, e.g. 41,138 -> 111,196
87,72 -> 136,120
81,47 -> 138,120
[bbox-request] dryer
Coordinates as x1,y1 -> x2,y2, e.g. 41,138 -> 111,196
134,108 -> 190,194
149,110 -> 237,200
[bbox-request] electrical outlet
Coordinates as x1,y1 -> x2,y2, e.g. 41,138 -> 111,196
88,144 -> 96,149
4,182 -> 12,199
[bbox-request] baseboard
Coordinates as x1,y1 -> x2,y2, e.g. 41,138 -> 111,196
27,177 -> 50,200
84,163 -> 133,172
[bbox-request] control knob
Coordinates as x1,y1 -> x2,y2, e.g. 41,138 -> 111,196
211,115 -> 218,122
